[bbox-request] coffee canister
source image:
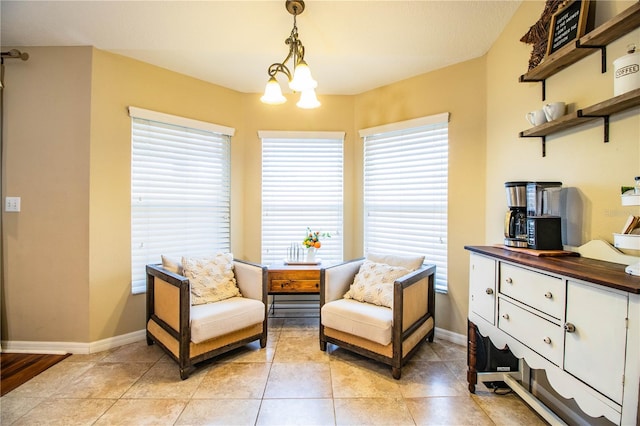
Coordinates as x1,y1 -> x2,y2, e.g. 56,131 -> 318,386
613,45 -> 640,96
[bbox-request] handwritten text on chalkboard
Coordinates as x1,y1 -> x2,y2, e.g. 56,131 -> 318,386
547,1 -> 589,55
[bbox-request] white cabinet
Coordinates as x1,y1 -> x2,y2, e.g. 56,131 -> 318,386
564,280 -> 628,404
466,245 -> 640,425
469,253 -> 496,325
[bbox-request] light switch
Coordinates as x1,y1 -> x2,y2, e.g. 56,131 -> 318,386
5,197 -> 21,212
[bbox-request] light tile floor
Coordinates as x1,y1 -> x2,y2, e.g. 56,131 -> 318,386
1,317 -> 547,425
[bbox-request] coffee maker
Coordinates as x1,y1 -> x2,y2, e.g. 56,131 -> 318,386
526,181 -> 563,250
504,182 -> 528,247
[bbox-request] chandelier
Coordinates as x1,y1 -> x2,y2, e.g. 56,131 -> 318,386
260,0 -> 320,109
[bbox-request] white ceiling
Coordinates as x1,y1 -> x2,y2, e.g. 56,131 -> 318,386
1,0 -> 522,95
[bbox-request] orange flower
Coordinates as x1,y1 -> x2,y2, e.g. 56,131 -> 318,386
302,227 -> 331,248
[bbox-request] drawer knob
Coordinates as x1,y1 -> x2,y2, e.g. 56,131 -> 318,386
505,277 -> 513,284
564,322 -> 576,333
485,288 -> 494,295
502,313 -> 510,320
543,337 -> 551,344
544,292 -> 553,299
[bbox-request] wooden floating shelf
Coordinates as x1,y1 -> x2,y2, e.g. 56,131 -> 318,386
580,88 -> 640,116
520,2 -> 640,84
520,111 -> 589,138
520,88 -> 640,156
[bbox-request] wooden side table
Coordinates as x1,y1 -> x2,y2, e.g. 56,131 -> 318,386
267,262 -> 322,294
267,262 -> 323,318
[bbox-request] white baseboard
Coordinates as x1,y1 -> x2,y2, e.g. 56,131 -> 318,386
1,329 -> 147,355
89,329 -> 147,353
435,326 -> 466,346
1,325 -> 465,354
1,340 -> 82,355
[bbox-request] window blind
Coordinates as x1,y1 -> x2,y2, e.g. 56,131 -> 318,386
260,131 -> 345,266
360,113 -> 449,292
130,107 -> 233,294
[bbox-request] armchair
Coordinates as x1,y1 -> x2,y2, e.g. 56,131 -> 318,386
146,257 -> 268,379
319,254 -> 436,379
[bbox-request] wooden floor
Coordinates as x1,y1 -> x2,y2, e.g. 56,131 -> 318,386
0,352 -> 70,396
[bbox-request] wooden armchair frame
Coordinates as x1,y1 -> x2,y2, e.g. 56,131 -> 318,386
146,259 -> 268,379
319,258 -> 436,379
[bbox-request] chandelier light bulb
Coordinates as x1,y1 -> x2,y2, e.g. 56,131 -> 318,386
289,60 -> 317,92
261,77 -> 287,105
296,88 -> 321,109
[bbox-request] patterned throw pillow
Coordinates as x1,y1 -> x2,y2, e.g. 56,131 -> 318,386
343,260 -> 410,308
182,253 -> 241,305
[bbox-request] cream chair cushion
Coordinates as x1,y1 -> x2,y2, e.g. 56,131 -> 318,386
321,298 -> 393,346
190,296 -> 265,344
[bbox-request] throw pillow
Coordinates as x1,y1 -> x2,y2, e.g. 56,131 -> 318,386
366,252 -> 424,271
343,260 -> 410,308
182,253 -> 241,305
161,255 -> 183,275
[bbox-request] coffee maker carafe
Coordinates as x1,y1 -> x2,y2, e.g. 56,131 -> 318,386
504,182 -> 528,247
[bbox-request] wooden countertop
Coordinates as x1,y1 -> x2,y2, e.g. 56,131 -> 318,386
465,245 -> 640,294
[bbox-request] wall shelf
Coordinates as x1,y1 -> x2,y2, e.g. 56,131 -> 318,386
520,2 -> 640,100
519,88 -> 640,156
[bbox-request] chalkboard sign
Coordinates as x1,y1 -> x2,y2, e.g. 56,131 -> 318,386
546,0 -> 591,56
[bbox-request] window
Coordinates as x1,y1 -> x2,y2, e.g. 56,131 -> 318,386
260,131 -> 345,265
360,113 -> 449,292
129,107 -> 234,294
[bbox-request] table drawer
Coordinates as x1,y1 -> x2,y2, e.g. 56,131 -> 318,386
500,263 -> 565,319
269,278 -> 319,293
498,298 -> 563,366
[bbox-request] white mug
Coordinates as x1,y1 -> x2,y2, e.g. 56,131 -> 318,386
543,102 -> 566,121
526,109 -> 547,126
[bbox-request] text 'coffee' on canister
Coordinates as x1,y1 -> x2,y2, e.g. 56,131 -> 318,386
614,45 -> 640,96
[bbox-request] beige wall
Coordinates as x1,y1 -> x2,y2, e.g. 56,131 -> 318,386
88,49 -> 245,342
2,47 -> 92,342
1,47 -> 247,343
354,58 -> 487,336
2,0 -> 639,347
239,93 -> 356,262
486,0 -> 640,249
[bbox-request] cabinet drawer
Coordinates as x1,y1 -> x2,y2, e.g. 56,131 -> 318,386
498,298 -> 563,366
269,278 -> 319,293
500,263 -> 565,319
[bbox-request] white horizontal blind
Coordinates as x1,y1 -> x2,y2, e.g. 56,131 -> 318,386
361,114 -> 448,292
260,132 -> 344,265
130,108 -> 233,293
